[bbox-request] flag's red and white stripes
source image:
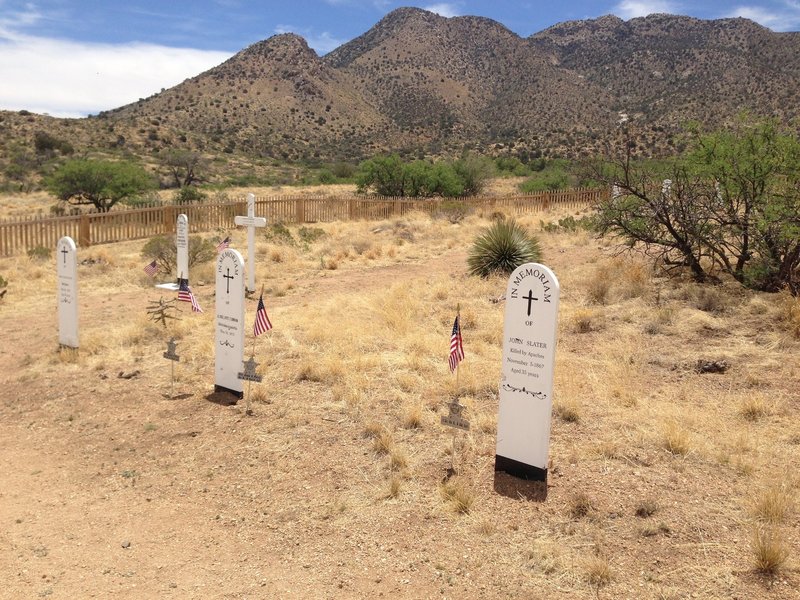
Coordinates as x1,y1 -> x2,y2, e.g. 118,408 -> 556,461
448,315 -> 464,372
254,293 -> 272,336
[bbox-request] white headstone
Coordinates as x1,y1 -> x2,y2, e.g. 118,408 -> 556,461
176,213 -> 189,281
215,248 -> 246,398
155,213 -> 190,291
495,263 -> 560,482
57,236 -> 79,348
234,194 -> 267,293
661,179 -> 672,198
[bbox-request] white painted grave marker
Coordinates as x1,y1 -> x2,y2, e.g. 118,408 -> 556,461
215,249 -> 246,398
156,213 -> 189,291
57,236 -> 79,348
176,213 -> 189,280
234,193 -> 267,293
495,263 -> 560,482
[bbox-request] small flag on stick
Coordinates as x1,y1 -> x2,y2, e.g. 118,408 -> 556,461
216,236 -> 231,252
143,260 -> 158,277
254,292 -> 273,336
448,315 -> 464,372
178,279 -> 203,313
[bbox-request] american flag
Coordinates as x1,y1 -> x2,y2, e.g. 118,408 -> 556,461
178,279 -> 203,313
254,293 -> 273,336
216,236 -> 231,252
448,315 -> 464,372
143,260 -> 158,277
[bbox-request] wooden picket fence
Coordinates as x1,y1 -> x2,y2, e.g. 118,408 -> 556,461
0,187 -> 605,257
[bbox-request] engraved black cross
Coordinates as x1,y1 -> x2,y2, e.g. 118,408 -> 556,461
223,268 -> 234,294
60,245 -> 69,265
523,289 -> 538,316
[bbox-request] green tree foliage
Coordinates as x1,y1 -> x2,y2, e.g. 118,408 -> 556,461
468,219 -> 542,278
159,149 -> 207,188
595,118 -> 800,293
173,186 -> 206,204
519,159 -> 573,192
33,131 -> 74,158
356,154 -> 491,197
46,159 -> 155,212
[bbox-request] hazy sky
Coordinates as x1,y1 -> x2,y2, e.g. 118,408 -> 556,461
2,0 -> 798,117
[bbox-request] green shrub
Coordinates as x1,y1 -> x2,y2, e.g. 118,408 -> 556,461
173,186 -> 206,204
27,245 -> 51,260
298,226 -> 326,243
0,274 -> 8,288
124,191 -> 162,208
264,222 -> 295,245
468,219 -> 542,278
141,234 -> 216,276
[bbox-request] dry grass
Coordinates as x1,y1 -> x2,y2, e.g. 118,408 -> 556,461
1,199 -> 799,599
662,421 -> 692,456
440,477 -> 475,514
584,554 -> 612,587
751,525 -> 790,575
750,484 -> 793,524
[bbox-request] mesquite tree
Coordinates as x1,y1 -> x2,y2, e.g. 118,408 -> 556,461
594,118 -> 800,294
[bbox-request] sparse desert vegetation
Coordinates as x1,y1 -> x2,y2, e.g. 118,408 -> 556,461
0,197 -> 798,598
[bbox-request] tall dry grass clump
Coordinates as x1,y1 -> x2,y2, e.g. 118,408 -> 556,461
751,525 -> 789,575
662,421 -> 691,456
778,293 -> 800,337
440,477 -> 475,514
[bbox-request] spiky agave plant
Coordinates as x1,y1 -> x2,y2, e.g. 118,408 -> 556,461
467,219 -> 542,278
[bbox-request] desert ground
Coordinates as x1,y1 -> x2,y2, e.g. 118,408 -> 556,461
0,195 -> 798,599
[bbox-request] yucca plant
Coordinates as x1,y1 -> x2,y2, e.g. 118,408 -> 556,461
467,219 -> 542,278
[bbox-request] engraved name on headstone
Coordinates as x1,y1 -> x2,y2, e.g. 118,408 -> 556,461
215,249 -> 246,398
57,236 -> 79,348
176,213 -> 189,282
234,193 -> 266,293
495,263 -> 560,483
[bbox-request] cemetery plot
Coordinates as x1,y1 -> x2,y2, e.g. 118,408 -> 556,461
0,209 -> 796,600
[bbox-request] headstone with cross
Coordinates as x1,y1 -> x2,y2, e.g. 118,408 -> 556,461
156,213 -> 189,291
215,248 -> 246,399
57,236 -> 79,348
234,193 -> 267,293
495,263 -> 560,484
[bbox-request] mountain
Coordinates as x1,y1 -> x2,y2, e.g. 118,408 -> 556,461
2,7 -> 799,173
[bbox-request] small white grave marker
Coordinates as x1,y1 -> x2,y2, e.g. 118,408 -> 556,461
215,249 -> 246,398
57,236 -> 79,348
156,213 -> 189,291
495,263 -> 560,483
234,194 -> 267,293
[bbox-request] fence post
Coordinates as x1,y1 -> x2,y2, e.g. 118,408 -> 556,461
163,206 -> 177,234
296,199 -> 305,223
79,214 -> 91,247
348,199 -> 356,220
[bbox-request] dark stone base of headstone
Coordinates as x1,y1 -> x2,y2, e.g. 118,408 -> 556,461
210,386 -> 243,404
493,455 -> 548,501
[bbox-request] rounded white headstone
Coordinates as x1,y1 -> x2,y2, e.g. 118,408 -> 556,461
496,263 -> 560,480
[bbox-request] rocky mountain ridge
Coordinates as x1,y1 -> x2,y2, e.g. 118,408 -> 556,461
2,7 -> 799,169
